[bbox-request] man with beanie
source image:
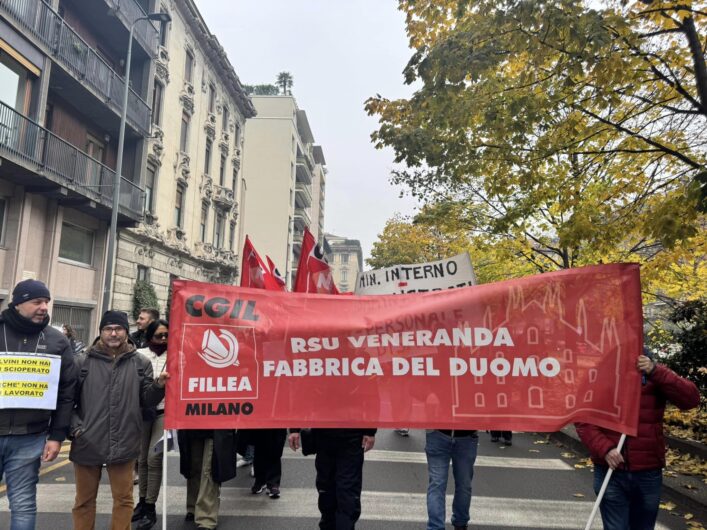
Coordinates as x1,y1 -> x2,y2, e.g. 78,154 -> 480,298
70,310 -> 169,530
0,279 -> 77,530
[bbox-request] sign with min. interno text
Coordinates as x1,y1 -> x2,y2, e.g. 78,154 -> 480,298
165,264 -> 644,435
355,253 -> 476,295
0,353 -> 62,409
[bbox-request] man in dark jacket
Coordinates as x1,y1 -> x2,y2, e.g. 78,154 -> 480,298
576,351 -> 700,530
0,279 -> 76,530
130,307 -> 159,349
177,429 -> 237,530
70,310 -> 168,530
289,428 -> 376,530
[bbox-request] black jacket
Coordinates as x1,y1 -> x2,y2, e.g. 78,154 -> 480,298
178,430 -> 238,484
0,312 -> 77,441
69,341 -> 165,465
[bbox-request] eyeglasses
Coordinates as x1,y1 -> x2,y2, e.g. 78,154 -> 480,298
154,333 -> 168,340
102,326 -> 125,335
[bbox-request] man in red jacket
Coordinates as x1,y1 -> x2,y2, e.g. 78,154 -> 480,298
576,351 -> 700,530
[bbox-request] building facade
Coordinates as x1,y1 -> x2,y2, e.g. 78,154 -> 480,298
112,0 -> 255,318
0,0 -> 157,343
325,234 -> 363,293
241,96 -> 327,287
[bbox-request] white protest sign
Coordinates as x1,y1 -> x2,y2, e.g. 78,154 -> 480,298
355,252 -> 477,295
0,353 -> 61,409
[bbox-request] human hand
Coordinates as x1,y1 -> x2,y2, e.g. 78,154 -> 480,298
637,355 -> 654,375
288,433 -> 301,452
604,448 -> 624,470
362,435 -> 375,452
42,440 -> 61,462
157,371 -> 170,387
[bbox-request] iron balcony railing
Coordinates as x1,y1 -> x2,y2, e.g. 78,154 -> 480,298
0,100 -> 143,219
105,0 -> 157,55
0,0 -> 152,134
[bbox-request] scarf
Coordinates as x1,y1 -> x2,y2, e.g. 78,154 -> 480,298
2,305 -> 49,335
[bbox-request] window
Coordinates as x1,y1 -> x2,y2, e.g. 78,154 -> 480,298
200,203 -> 208,242
222,106 -> 229,131
185,50 -> 194,83
232,168 -> 237,192
234,123 -> 241,150
59,223 -> 94,265
0,198 -> 6,246
208,83 -> 216,114
52,304 -> 92,345
179,112 -> 190,152
204,139 -> 212,175
144,166 -> 156,212
214,212 -> 224,248
341,253 -> 349,264
174,187 -> 184,227
229,221 -> 236,250
341,270 -> 348,282
219,154 -> 226,186
152,81 -> 164,126
137,265 -> 150,282
158,11 -> 169,47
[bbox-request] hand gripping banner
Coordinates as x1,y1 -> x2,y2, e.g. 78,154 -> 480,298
165,263 -> 643,435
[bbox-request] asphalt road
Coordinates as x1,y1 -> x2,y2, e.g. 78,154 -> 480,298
0,431 -> 698,529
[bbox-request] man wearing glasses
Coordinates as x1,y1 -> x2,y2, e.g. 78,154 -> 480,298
69,310 -> 169,530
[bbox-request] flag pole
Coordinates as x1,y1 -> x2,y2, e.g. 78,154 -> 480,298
162,429 -> 168,529
584,433 -> 626,530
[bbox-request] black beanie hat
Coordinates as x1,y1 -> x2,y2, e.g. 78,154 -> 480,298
11,279 -> 51,306
99,310 -> 129,332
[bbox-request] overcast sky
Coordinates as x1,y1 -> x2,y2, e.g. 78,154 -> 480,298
197,0 -> 420,262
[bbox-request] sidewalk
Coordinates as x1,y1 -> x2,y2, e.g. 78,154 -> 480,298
550,426 -> 707,520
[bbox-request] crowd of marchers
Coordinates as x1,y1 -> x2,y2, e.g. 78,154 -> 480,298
0,278 -> 700,530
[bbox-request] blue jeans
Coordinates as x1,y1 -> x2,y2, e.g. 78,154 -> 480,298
594,466 -> 662,530
425,430 -> 478,530
0,433 -> 46,530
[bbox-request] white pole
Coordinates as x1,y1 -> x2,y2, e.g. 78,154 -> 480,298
162,430 -> 168,529
584,433 -> 627,530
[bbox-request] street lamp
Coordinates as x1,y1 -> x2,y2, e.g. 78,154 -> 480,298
101,11 -> 172,315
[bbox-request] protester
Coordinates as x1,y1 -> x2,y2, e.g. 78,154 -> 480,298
132,319 -> 169,529
0,279 -> 77,530
425,428 -> 479,530
70,310 -> 168,530
130,308 -> 159,349
178,429 -> 237,530
576,350 -> 700,530
490,430 -> 512,446
245,429 -> 287,498
289,427 -> 376,529
62,324 -> 85,355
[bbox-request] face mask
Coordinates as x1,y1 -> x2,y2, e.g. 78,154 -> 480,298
150,343 -> 168,355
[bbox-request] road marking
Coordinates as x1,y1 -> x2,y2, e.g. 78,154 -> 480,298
5,485 -> 670,529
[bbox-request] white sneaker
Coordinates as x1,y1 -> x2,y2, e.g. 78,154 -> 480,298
237,458 -> 252,468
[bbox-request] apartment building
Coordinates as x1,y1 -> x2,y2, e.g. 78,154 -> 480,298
0,0 -> 157,343
324,234 -> 363,293
112,0 -> 255,316
241,95 -> 326,287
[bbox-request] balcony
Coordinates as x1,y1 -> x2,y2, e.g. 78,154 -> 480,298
295,182 -> 312,209
0,0 -> 152,135
103,0 -> 157,55
0,100 -> 143,222
212,184 -> 235,209
295,156 -> 312,184
293,208 -> 311,230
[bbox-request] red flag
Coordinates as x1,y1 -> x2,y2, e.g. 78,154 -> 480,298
293,228 -> 340,294
240,236 -> 282,291
266,256 -> 287,291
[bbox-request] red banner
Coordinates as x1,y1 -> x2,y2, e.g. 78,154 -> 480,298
165,264 -> 643,435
